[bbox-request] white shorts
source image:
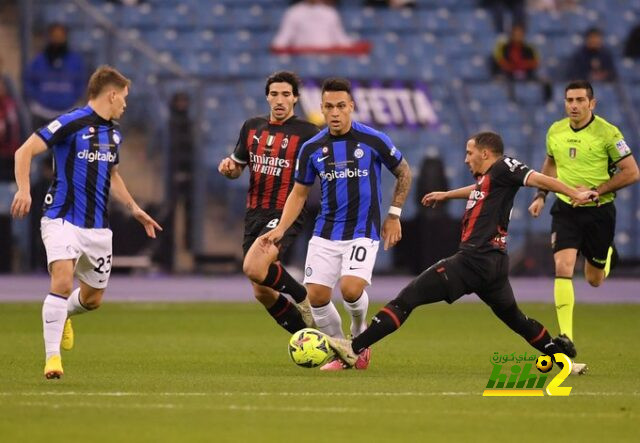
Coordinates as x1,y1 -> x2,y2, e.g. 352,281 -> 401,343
41,217 -> 113,289
303,236 -> 380,288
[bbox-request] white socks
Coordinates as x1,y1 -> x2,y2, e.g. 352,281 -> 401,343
42,294 -> 68,359
343,290 -> 369,337
311,301 -> 344,338
67,287 -> 89,316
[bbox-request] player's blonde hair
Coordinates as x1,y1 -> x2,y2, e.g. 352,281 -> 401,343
87,65 -> 131,99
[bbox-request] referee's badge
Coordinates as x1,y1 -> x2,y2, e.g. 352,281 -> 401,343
569,147 -> 577,158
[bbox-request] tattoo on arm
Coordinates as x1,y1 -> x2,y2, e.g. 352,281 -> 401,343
390,158 -> 412,207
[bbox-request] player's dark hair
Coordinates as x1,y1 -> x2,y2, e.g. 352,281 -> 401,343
472,131 -> 504,155
265,71 -> 300,97
565,80 -> 594,99
87,65 -> 131,99
321,77 -> 352,97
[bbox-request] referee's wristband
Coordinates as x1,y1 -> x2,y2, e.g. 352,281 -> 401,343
388,206 -> 402,217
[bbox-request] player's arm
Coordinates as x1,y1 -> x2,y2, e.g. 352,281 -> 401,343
382,158 -> 412,250
10,134 -> 48,218
421,184 -> 475,207
258,183 -> 310,249
595,155 -> 640,195
526,171 -> 596,206
528,155 -> 557,217
110,166 -> 163,238
218,156 -> 245,179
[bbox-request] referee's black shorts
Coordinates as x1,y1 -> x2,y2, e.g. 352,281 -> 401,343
432,250 -> 516,311
550,198 -> 616,269
242,208 -> 304,258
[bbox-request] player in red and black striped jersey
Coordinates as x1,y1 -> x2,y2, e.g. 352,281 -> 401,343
325,132 -> 597,374
218,71 -> 318,333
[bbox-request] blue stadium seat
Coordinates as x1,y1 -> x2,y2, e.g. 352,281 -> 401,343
513,82 -> 546,106
341,7 -> 380,32
377,8 -> 418,32
415,8 -> 455,34
455,9 -> 493,35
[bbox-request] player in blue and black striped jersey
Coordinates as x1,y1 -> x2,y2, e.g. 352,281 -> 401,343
259,77 -> 412,370
11,66 -> 162,379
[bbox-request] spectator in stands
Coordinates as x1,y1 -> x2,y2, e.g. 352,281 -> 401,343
480,0 -> 526,34
567,27 -> 617,82
623,24 -> 640,58
493,23 -> 539,80
492,23 -> 551,102
23,23 -> 86,129
272,0 -> 370,55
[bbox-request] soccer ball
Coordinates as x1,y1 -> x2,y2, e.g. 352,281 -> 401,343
288,328 -> 334,368
536,355 -> 554,373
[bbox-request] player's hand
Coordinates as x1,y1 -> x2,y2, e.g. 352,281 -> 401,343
571,190 -> 599,207
132,207 -> 163,238
381,216 -> 401,250
528,197 -> 545,217
258,228 -> 284,252
421,191 -> 447,208
218,157 -> 239,178
10,189 -> 31,219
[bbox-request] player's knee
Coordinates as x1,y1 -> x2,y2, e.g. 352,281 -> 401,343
586,275 -> 603,287
83,298 -> 102,310
554,260 -> 574,278
51,280 -> 73,296
340,284 -> 365,302
242,258 -> 266,283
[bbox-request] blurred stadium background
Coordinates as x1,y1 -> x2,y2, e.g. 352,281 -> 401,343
1,0 -> 640,277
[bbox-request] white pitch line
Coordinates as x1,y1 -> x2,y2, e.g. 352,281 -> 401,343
1,391 -> 639,397
11,401 -> 639,419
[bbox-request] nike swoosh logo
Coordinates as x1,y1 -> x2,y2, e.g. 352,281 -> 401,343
556,304 -> 569,309
98,279 -> 106,283
349,266 -> 364,270
317,155 -> 329,162
45,320 -> 57,324
82,134 -> 94,140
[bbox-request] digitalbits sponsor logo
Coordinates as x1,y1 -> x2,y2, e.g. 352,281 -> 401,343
77,149 -> 117,163
319,168 -> 369,182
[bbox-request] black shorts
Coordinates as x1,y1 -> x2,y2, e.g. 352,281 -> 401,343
242,208 -> 304,258
433,250 -> 516,311
550,199 -> 616,269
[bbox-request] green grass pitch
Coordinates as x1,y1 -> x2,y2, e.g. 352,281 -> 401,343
1,302 -> 638,442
